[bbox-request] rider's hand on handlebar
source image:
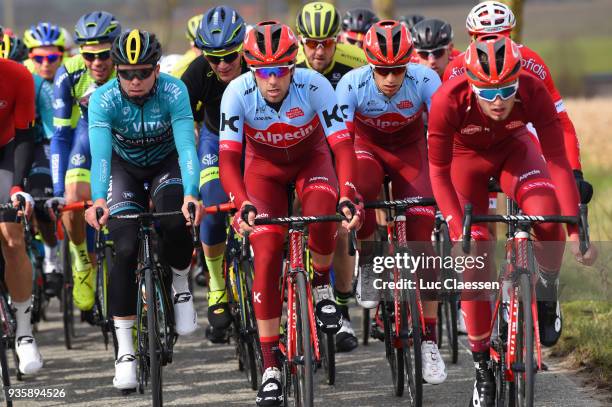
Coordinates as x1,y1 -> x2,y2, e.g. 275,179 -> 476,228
568,233 -> 597,266
85,199 -> 109,230
338,197 -> 362,231
233,201 -> 257,236
10,189 -> 34,218
182,196 -> 203,226
44,197 -> 66,221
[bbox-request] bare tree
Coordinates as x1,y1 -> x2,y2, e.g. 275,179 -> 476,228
499,0 -> 524,43
372,0 -> 395,20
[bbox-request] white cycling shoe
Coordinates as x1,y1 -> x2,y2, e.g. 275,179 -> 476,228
355,264 -> 379,309
174,291 -> 198,336
16,336 -> 43,375
113,354 -> 137,390
422,341 -> 447,385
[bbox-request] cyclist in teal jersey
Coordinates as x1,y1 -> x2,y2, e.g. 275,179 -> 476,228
84,30 -> 201,391
49,11 -> 121,312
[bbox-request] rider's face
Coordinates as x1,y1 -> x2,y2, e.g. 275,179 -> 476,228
476,92 -> 516,122
30,45 -> 63,81
117,64 -> 160,98
302,37 -> 336,73
81,43 -> 114,82
372,66 -> 406,98
253,66 -> 293,104
205,52 -> 243,84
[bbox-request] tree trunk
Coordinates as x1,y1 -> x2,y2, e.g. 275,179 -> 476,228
499,0 -> 524,43
372,0 -> 395,20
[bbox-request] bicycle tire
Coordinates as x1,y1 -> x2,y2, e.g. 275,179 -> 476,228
515,273 -> 535,407
294,272 -> 313,407
362,308 -> 370,346
136,278 -> 147,395
445,298 -> 459,364
145,267 -> 163,407
381,301 -> 404,396
0,297 -> 13,407
240,259 -> 259,390
407,283 -> 423,406
244,259 -> 263,386
318,329 -> 335,386
60,238 -> 74,350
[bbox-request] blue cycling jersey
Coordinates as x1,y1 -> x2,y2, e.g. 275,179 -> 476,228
335,64 -> 441,145
88,73 -> 199,201
33,74 -> 54,141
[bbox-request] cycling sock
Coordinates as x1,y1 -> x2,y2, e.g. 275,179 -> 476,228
69,241 -> 92,271
335,289 -> 352,321
312,264 -> 331,287
468,337 -> 490,353
115,319 -> 135,358
205,254 -> 225,293
43,243 -> 58,270
171,266 -> 191,294
14,299 -> 33,338
424,318 -> 437,342
260,335 -> 280,369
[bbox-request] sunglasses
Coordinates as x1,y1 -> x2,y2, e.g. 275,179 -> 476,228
250,65 -> 294,79
204,51 -> 240,65
81,49 -> 111,62
472,82 -> 519,102
30,53 -> 63,64
415,47 -> 448,60
117,68 -> 155,81
371,64 -> 407,77
302,38 -> 336,50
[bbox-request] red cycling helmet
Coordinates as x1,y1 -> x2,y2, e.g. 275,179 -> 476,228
243,21 -> 298,66
363,20 -> 413,66
464,34 -> 521,87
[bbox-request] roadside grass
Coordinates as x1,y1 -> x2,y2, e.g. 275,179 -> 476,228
551,301 -> 612,391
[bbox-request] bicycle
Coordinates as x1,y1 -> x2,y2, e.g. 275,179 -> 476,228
433,210 -> 459,364
364,197 -> 437,406
101,203 -> 198,406
92,212 -> 115,354
462,202 -> 590,407
21,198 -> 47,329
249,214 -> 356,407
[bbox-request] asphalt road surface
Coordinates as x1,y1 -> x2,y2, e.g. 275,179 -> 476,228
3,289 -> 606,407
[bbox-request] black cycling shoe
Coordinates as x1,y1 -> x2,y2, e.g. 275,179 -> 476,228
205,325 -> 229,344
536,275 -> 562,347
313,285 -> 342,334
470,352 -> 495,407
44,272 -> 63,298
207,302 -> 232,330
256,367 -> 283,407
335,309 -> 358,352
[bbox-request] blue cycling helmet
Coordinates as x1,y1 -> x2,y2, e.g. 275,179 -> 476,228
74,11 -> 121,45
195,6 -> 245,53
24,22 -> 66,50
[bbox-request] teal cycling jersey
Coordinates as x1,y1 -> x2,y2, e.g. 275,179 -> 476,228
88,73 -> 199,201
33,74 -> 54,141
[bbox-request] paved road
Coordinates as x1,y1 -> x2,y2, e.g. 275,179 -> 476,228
4,289 -> 605,407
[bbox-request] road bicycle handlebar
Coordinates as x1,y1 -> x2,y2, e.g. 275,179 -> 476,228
364,197 -> 437,210
462,203 -> 590,255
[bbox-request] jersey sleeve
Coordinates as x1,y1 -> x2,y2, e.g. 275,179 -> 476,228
218,81 -> 249,208
168,79 -> 199,197
419,67 -> 442,112
527,81 -> 580,235
442,55 -> 464,82
12,68 -> 36,189
14,68 -> 36,129
309,73 -> 357,201
88,89 -> 113,202
335,73 -> 357,135
50,64 -> 75,196
37,79 -> 55,139
427,89 -> 464,239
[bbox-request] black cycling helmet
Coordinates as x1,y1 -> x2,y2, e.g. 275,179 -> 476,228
398,14 -> 425,31
1,34 -> 29,62
111,29 -> 162,66
412,18 -> 453,50
342,8 -> 379,34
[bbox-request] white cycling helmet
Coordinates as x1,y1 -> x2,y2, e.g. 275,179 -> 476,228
465,1 -> 516,35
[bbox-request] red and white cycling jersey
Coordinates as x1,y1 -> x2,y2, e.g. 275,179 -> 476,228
443,43 -> 581,170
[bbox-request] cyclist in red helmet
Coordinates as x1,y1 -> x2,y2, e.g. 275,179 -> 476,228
341,20 -> 447,384
219,21 -> 360,406
428,34 -> 596,407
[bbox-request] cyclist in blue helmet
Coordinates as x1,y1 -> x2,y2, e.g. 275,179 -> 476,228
180,5 -> 248,344
23,22 -> 66,80
49,11 -> 122,313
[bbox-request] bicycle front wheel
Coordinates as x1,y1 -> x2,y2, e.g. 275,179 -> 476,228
294,272 -> 313,407
514,273 -> 535,407
60,238 -> 74,350
405,287 -> 423,407
145,267 -> 163,407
